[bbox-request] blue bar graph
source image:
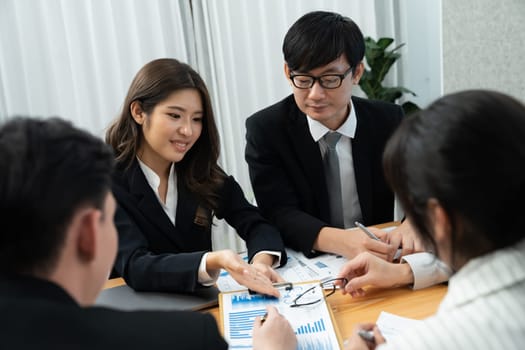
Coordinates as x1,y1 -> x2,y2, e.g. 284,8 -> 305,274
294,319 -> 336,350
295,318 -> 326,334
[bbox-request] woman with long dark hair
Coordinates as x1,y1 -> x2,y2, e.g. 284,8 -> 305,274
106,58 -> 286,296
341,90 -> 525,349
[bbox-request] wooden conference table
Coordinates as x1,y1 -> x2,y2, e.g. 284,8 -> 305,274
103,222 -> 448,340
104,278 -> 446,340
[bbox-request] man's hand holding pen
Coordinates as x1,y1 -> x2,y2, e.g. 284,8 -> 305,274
373,219 -> 426,260
355,222 -> 403,261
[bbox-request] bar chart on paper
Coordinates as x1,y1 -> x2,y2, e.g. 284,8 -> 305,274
295,318 -> 335,350
296,318 -> 326,334
220,282 -> 341,350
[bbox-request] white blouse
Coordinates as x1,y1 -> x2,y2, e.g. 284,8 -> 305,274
137,158 -> 177,225
379,238 -> 525,349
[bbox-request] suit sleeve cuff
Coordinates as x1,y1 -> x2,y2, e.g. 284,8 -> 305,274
251,250 -> 282,268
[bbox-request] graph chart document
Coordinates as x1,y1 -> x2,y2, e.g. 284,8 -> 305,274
219,281 -> 342,350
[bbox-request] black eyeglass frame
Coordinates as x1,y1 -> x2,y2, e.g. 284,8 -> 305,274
289,67 -> 353,89
290,278 -> 348,308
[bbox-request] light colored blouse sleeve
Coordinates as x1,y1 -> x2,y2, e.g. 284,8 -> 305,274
402,252 -> 452,289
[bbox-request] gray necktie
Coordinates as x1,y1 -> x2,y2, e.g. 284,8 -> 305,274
323,132 -> 344,228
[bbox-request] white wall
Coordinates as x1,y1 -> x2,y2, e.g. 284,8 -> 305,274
395,0 -> 443,108
0,1 -> 445,250
341,1 -> 443,109
442,0 -> 525,102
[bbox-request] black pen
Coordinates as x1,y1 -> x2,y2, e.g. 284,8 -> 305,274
358,329 -> 375,343
260,312 -> 268,324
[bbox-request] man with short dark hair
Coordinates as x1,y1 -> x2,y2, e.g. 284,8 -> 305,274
0,117 -> 294,349
246,11 -> 449,290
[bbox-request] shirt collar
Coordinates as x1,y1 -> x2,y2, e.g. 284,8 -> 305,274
137,157 -> 175,194
307,99 -> 357,142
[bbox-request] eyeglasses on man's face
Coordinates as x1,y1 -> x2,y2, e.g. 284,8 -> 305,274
289,67 -> 353,89
290,278 -> 348,308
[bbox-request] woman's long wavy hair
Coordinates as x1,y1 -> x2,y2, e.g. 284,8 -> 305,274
106,58 -> 225,210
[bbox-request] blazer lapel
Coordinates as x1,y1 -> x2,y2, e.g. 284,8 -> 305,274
352,100 -> 374,223
286,105 -> 331,221
174,178 -> 201,235
127,161 -> 180,244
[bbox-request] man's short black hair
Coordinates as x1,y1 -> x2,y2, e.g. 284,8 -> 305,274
283,10 -> 365,72
0,117 -> 115,275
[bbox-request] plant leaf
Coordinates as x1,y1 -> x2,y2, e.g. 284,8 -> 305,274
359,36 -> 419,109
376,37 -> 394,50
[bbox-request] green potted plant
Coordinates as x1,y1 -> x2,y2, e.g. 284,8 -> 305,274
359,37 -> 420,115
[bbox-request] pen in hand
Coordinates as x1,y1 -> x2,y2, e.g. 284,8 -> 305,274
358,329 -> 375,343
260,312 -> 268,324
355,221 -> 381,240
355,221 -> 402,260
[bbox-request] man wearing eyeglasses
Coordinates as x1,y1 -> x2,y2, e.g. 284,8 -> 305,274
246,11 -> 450,291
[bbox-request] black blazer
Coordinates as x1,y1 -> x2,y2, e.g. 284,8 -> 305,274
112,159 -> 286,292
0,275 -> 227,349
245,95 -> 403,257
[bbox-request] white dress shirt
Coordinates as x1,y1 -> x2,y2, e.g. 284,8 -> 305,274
307,100 -> 363,228
138,158 -> 177,224
307,107 -> 449,289
379,239 -> 525,349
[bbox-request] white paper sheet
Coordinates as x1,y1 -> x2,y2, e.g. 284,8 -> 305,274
221,281 -> 341,350
376,311 -> 421,342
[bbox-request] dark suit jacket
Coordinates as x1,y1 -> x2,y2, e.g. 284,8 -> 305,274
112,159 -> 286,292
245,95 -> 403,257
0,275 -> 227,349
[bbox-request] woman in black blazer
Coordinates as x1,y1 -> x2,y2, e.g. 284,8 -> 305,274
106,58 -> 286,295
